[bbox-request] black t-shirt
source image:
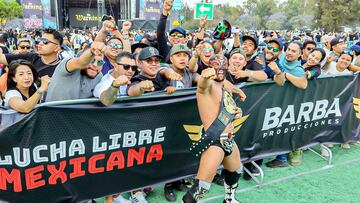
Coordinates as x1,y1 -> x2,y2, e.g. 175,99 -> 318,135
196,59 -> 210,75
5,53 -> 60,77
0,46 -> 9,54
127,73 -> 169,94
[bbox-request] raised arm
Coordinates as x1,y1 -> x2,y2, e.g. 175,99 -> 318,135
197,68 -> 215,94
8,76 -> 51,113
99,75 -> 130,106
66,42 -> 106,73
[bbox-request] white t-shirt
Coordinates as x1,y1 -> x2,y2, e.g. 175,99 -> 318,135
93,70 -> 128,98
2,90 -> 26,127
321,62 -> 351,75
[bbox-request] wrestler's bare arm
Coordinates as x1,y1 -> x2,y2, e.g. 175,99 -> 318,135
197,68 -> 216,94
224,80 -> 246,102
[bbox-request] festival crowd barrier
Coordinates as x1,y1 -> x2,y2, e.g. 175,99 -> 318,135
0,74 -> 359,202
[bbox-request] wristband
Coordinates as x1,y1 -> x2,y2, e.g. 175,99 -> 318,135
37,89 -> 45,95
111,82 -> 120,89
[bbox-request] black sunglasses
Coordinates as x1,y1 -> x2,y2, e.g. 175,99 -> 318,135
117,63 -> 137,71
37,38 -> 59,45
20,46 -> 31,50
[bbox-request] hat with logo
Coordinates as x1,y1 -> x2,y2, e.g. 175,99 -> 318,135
330,37 -> 344,51
229,48 -> 246,58
170,44 -> 191,56
169,27 -> 186,36
268,38 -> 284,51
241,35 -> 259,49
138,46 -> 163,60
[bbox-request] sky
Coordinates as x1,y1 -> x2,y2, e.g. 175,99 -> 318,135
182,0 -> 246,7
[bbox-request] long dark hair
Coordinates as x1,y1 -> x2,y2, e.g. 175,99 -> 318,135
7,59 -> 38,98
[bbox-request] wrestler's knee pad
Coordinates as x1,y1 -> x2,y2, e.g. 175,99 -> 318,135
222,166 -> 242,186
182,179 -> 211,203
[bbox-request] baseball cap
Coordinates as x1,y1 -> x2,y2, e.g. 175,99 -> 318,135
138,46 -> 163,60
268,38 -> 284,50
229,48 -> 246,58
350,45 -> 360,55
170,44 -> 191,56
131,42 -> 148,53
330,37 -> 344,51
241,35 -> 259,49
169,27 -> 186,36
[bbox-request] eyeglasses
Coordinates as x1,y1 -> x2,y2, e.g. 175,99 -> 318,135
267,45 -> 279,53
306,47 -> 314,51
20,46 -> 31,50
170,33 -> 184,38
117,63 -> 138,71
202,47 -> 214,53
144,58 -> 160,64
37,38 -> 59,45
90,58 -> 105,67
108,42 -> 123,49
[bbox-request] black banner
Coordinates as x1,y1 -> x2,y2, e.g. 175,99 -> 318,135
0,74 -> 359,202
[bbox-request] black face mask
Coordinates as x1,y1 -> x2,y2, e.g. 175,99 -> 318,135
214,66 -> 228,82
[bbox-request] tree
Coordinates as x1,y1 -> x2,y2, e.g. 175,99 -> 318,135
244,0 -> 279,29
0,0 -> 22,20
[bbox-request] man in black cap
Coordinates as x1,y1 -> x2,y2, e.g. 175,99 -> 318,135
127,46 -> 182,96
241,35 -> 264,71
157,0 -> 188,63
329,37 -> 346,61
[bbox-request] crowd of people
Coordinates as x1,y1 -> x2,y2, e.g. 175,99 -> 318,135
0,0 -> 360,202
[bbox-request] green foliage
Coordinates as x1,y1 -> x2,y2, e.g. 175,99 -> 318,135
0,0 -> 22,20
180,0 -> 360,31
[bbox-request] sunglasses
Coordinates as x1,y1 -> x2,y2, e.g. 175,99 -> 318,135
90,58 -> 105,67
20,46 -> 31,50
202,47 -> 214,53
37,38 -> 59,45
117,63 -> 138,71
170,33 -> 184,38
108,42 -> 123,49
306,47 -> 314,51
267,45 -> 279,53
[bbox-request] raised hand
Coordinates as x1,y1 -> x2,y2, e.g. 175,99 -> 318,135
162,0 -> 173,16
39,76 -> 51,93
90,41 -> 107,56
201,68 -> 216,80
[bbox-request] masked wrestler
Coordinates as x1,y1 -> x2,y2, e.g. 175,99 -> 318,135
183,54 -> 246,203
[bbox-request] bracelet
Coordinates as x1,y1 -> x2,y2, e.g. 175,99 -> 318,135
111,82 -> 120,89
37,89 -> 45,95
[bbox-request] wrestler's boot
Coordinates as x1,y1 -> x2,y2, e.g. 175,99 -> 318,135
182,179 -> 211,203
222,167 -> 242,203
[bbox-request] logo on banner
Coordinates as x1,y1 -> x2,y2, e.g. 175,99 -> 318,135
183,115 -> 249,141
353,97 -> 360,119
261,98 -> 342,138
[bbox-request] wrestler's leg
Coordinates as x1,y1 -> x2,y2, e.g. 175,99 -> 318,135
222,143 -> 242,203
183,146 -> 225,203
